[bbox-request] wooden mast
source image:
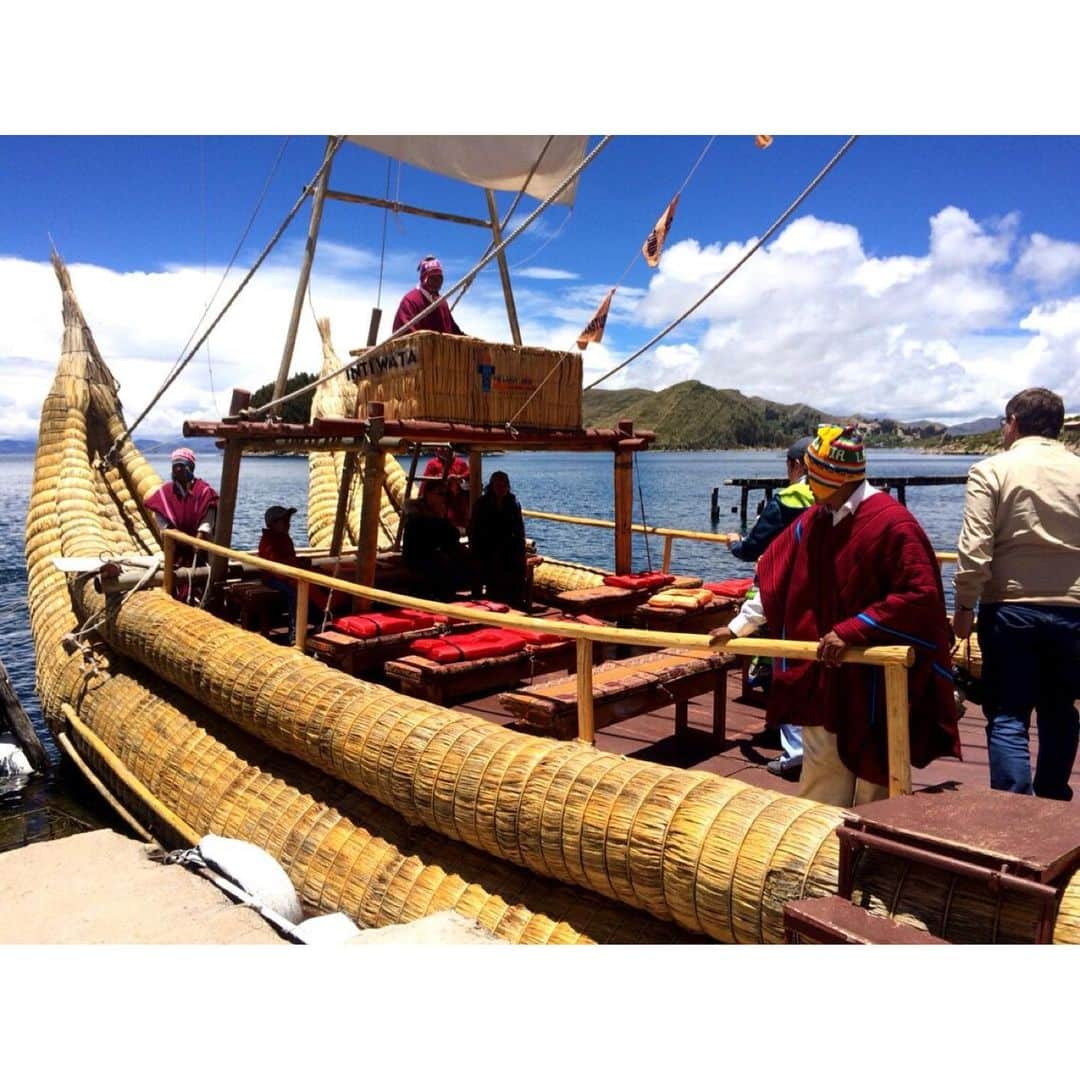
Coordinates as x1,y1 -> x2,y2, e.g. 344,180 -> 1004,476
354,402 -> 386,612
272,136 -> 339,403
485,189 -> 522,347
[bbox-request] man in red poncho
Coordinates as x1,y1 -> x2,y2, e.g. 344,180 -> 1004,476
392,255 -> 465,336
715,425 -> 960,807
145,448 -> 219,598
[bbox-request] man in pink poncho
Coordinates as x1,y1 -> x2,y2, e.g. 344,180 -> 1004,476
392,255 -> 465,336
145,448 -> 219,591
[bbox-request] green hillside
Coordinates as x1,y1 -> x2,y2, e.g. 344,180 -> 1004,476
583,381 -> 827,449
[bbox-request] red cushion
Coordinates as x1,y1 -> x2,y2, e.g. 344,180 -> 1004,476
512,627 -> 568,646
409,628 -> 527,664
333,613 -> 422,639
602,571 -> 676,591
391,606 -> 450,626
703,577 -> 755,599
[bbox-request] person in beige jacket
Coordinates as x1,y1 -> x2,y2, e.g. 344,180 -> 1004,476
953,387 -> 1080,800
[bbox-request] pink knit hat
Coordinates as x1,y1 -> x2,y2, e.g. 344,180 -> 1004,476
417,255 -> 442,284
171,447 -> 196,468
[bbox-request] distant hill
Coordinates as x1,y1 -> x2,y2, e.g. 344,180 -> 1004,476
582,381 -> 827,450
946,417 -> 1000,436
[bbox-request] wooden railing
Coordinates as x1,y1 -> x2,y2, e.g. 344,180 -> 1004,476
162,529 -> 918,795
521,507 -> 959,575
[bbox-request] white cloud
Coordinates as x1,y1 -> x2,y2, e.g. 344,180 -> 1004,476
1016,233 -> 1080,289
4,203 -> 1080,440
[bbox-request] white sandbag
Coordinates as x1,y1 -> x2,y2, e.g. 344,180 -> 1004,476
196,834 -> 303,925
0,736 -> 32,778
294,912 -> 363,945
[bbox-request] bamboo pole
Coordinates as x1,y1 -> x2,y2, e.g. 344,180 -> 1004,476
323,189 -> 491,229
485,189 -> 522,346
884,662 -> 913,797
294,579 -> 310,653
162,532 -> 175,595
207,439 -> 243,595
60,703 -> 200,846
163,530 -> 915,667
662,535 -> 674,573
394,443 -> 423,550
273,136 -> 337,402
575,639 -> 595,745
329,452 -> 357,557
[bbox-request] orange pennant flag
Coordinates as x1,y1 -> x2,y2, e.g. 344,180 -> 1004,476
642,193 -> 680,269
576,288 -> 615,350
755,135 -> 773,149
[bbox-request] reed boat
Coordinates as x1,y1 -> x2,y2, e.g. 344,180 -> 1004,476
26,137 -> 1080,944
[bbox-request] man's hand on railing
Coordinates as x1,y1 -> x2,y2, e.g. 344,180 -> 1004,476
709,626 -> 734,646
817,629 -> 847,668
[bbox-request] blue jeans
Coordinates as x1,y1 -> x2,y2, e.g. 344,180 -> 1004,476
978,603 -> 1080,800
779,724 -> 803,766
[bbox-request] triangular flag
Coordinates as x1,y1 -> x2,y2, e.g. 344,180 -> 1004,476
576,288 -> 616,350
642,194 -> 680,269
755,135 -> 773,149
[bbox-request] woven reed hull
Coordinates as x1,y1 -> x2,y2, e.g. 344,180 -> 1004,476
28,256 -> 1080,944
307,319 -> 407,552
351,331 -> 583,428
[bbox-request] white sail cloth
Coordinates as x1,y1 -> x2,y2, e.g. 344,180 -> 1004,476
346,135 -> 588,206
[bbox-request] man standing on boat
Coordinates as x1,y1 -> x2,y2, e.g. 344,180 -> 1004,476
953,387 -> 1080,800
393,256 -> 465,336
714,425 -> 960,807
145,448 -> 218,540
420,445 -> 470,529
718,436 -> 815,779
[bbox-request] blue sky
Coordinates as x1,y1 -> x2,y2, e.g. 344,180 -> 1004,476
4,133 -> 1080,436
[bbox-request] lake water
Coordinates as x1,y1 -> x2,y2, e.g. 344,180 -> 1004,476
0,447 -> 982,840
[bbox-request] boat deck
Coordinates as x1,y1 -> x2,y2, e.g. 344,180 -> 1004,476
452,667 -> 1077,796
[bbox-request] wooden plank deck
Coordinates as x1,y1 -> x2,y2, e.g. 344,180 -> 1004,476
454,668 -> 1079,797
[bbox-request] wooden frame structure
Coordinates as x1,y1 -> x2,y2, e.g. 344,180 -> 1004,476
162,528 -> 918,796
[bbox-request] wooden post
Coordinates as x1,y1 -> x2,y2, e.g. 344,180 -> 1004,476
272,136 -> 337,402
575,639 -> 595,745
0,658 -> 48,772
614,420 -> 634,576
884,663 -> 912,797
162,532 -> 176,595
355,403 -> 386,612
469,449 -> 482,513
394,443 -> 423,550
485,189 -> 522,346
207,439 -> 243,595
710,487 -> 720,524
739,486 -> 750,529
329,452 -> 358,557
896,481 -> 908,507
294,579 -> 310,653
662,535 -> 674,574
227,388 -> 251,417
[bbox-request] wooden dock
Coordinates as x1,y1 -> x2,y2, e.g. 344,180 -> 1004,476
719,475 -> 969,526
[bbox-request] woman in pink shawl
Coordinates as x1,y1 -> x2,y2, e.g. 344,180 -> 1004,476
145,448 -> 219,591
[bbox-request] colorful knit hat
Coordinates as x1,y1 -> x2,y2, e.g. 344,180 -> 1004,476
804,424 -> 865,493
417,255 -> 442,284
170,447 -> 196,468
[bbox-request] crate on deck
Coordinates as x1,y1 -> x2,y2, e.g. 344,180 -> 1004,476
347,331 -> 582,429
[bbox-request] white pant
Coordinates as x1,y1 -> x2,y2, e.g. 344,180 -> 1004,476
798,725 -> 889,808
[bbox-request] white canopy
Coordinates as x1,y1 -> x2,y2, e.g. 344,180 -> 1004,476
345,136 -> 589,207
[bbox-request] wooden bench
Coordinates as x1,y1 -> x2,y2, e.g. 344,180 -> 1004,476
384,639 -> 577,705
498,648 -> 738,741
632,595 -> 738,635
222,581 -> 285,635
783,896 -> 949,944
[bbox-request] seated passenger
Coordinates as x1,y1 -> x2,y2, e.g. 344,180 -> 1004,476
402,480 -> 470,601
421,445 -> 470,529
258,505 -> 335,643
468,470 -> 527,610
393,256 -> 465,336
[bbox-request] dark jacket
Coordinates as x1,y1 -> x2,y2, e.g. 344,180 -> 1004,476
730,478 -> 815,562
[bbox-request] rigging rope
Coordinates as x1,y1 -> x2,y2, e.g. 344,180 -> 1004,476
375,157 -> 392,309
106,136 -> 339,459
248,136 -> 615,419
502,136 -> 718,429
635,451 -> 653,572
584,135 -> 859,391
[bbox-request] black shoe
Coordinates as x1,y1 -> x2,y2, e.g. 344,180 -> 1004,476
766,757 -> 802,779
754,728 -> 782,750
